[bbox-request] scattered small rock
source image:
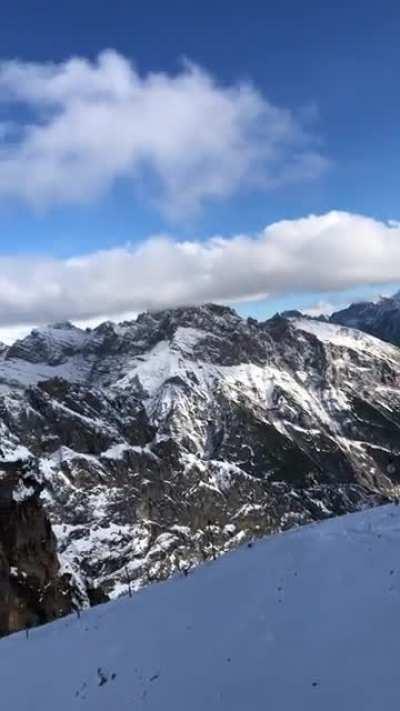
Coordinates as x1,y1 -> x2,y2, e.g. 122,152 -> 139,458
97,668 -> 108,686
75,682 -> 87,699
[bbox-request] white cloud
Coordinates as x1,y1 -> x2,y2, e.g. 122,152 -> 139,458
0,50 -> 328,217
0,323 -> 34,345
0,211 -> 399,339
303,301 -> 338,317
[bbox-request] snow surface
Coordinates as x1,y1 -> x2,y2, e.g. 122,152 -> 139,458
0,356 -> 90,388
2,504 -> 400,710
292,317 -> 399,361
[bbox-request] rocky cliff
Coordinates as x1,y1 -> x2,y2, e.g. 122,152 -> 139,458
0,459 -> 73,636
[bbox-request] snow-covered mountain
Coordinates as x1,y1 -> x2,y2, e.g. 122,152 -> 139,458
2,504 -> 400,710
330,291 -> 400,345
1,303 -> 400,631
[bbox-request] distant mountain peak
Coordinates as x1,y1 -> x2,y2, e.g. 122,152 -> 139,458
330,288 -> 400,345
136,302 -> 241,327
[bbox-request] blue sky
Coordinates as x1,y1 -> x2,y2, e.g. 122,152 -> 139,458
0,0 -> 399,338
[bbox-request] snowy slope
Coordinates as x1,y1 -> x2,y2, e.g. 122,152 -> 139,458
292,316 -> 400,360
1,504 -> 400,710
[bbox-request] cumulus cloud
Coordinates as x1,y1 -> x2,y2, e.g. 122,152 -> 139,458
0,211 -> 399,338
0,50 -> 328,217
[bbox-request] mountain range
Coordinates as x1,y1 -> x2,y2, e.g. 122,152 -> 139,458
1,292 -> 400,634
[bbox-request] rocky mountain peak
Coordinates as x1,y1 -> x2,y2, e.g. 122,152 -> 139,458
6,321 -> 89,366
135,302 -> 242,337
47,321 -> 76,331
330,289 -> 400,345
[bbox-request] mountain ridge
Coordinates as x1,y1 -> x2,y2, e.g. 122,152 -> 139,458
0,299 -> 399,624
330,291 -> 400,346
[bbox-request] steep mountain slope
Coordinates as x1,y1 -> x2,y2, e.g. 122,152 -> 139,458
0,303 -> 399,610
1,504 -> 400,711
330,291 -> 400,345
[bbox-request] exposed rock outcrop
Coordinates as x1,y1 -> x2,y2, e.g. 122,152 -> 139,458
0,459 -> 73,636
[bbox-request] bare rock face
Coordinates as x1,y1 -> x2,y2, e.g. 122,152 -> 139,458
0,303 -> 399,618
0,460 -> 73,636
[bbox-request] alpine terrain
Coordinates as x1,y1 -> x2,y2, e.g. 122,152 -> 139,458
330,290 -> 400,346
1,301 -> 400,633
